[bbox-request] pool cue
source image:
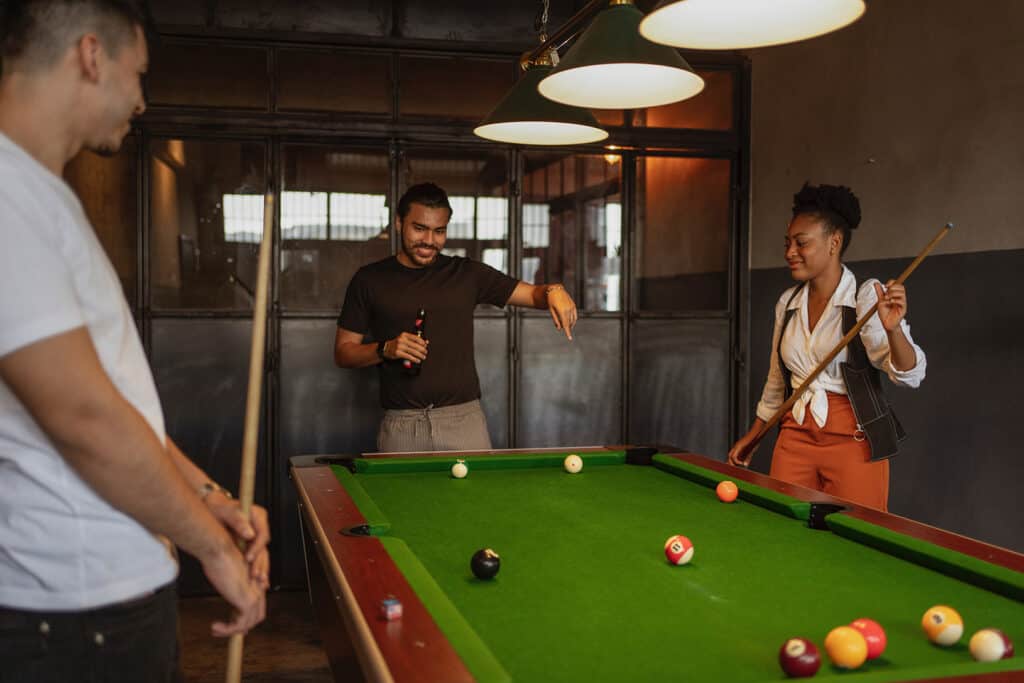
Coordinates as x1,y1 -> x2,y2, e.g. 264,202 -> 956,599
225,192 -> 274,683
738,222 -> 953,465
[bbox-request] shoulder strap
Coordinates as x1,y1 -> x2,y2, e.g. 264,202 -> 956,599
842,271 -> 871,369
777,284 -> 804,399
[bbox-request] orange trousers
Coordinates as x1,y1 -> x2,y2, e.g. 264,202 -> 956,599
769,392 -> 889,511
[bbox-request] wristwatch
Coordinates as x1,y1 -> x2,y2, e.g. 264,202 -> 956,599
376,340 -> 387,360
199,481 -> 232,501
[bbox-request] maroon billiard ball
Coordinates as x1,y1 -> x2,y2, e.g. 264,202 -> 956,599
779,637 -> 821,678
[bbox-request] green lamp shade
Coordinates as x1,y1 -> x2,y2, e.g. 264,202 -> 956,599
538,2 -> 704,110
474,65 -> 609,145
639,0 -> 866,50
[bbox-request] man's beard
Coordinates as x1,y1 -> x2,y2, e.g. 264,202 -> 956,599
403,241 -> 439,264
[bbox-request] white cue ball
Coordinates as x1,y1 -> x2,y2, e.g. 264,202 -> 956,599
969,628 -> 1014,662
563,454 -> 583,474
451,460 -> 468,479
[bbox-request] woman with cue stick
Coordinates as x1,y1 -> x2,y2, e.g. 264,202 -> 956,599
729,184 -> 945,511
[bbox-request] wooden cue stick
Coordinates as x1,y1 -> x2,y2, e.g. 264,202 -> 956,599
742,222 -> 953,461
225,192 -> 274,683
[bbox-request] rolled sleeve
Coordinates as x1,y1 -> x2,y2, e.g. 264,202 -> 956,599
857,280 -> 927,388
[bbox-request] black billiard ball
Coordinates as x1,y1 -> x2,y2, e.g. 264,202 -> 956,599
470,548 -> 500,580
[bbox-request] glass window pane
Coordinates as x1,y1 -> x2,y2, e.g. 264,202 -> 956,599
147,42 -> 269,109
281,146 -> 391,311
277,50 -> 391,115
635,156 -> 731,311
149,139 -> 267,310
638,69 -> 735,131
400,150 -> 509,276
521,153 -> 622,311
63,138 -> 138,302
399,57 -> 512,120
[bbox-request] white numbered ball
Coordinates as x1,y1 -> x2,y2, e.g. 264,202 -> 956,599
564,454 -> 583,474
451,461 -> 468,479
664,534 -> 694,565
969,628 -> 1014,662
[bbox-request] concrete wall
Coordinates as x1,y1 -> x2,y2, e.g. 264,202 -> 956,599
746,0 -> 1024,551
750,0 -> 1024,266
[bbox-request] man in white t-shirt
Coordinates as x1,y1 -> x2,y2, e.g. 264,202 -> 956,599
0,2 -> 269,680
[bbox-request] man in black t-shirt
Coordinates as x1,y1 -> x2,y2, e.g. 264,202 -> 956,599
334,182 -> 577,452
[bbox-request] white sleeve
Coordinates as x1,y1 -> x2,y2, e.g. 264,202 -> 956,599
856,279 -> 927,388
0,187 -> 85,359
755,290 -> 792,422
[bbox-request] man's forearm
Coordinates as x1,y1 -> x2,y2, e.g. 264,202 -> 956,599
55,398 -> 234,561
335,341 -> 382,368
167,436 -> 218,491
0,329 -> 234,563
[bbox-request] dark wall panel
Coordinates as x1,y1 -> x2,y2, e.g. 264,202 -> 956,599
748,250 -> 1024,552
629,319 -> 730,457
277,318 -> 381,587
518,317 -> 622,447
475,317 -> 509,448
151,318 -> 268,595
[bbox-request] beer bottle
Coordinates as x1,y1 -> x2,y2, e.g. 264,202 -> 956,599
402,308 -> 426,376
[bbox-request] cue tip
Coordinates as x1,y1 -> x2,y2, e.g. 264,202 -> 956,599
945,222 -> 955,230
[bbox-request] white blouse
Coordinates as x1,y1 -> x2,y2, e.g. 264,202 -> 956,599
755,266 -> 927,428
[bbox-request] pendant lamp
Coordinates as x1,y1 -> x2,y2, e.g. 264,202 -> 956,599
474,52 -> 609,145
537,0 -> 704,110
639,0 -> 866,50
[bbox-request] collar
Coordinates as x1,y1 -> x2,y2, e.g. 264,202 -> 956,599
787,265 -> 857,311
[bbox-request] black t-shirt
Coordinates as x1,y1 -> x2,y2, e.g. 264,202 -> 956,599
337,255 -> 519,410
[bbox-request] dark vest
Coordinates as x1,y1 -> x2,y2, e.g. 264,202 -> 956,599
777,276 -> 907,461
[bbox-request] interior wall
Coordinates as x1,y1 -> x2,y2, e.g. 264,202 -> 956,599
747,0 -> 1024,551
749,0 -> 1024,266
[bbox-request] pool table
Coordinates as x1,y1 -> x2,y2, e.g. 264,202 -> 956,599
291,446 -> 1023,682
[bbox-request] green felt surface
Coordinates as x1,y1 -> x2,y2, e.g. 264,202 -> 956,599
332,454 -> 1023,682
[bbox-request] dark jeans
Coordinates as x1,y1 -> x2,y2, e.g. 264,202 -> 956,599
0,583 -> 181,683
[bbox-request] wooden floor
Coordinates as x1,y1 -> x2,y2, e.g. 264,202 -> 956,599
180,590 -> 333,683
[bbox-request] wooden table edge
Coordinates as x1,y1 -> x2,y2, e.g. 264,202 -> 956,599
292,460 -> 476,683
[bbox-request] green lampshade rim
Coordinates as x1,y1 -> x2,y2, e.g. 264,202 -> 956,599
552,2 -> 696,74
477,64 -> 604,129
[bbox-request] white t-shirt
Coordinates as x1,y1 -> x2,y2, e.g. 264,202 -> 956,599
0,133 -> 177,611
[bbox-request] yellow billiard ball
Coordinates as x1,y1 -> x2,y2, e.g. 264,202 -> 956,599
922,605 -> 964,646
824,626 -> 868,670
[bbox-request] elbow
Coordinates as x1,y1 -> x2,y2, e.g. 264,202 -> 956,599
334,345 -> 356,369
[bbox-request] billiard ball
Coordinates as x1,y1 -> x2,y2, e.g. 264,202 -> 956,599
716,480 -> 738,503
849,618 -> 887,659
470,548 -> 500,579
921,605 -> 963,646
778,637 -> 821,678
663,534 -> 694,565
824,626 -> 868,669
451,460 -> 468,479
564,454 -> 583,474
969,628 -> 1014,662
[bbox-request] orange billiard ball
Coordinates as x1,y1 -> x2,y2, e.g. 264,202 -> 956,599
824,626 -> 868,670
716,480 -> 738,503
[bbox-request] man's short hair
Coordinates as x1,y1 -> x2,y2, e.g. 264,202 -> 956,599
0,0 -> 149,72
397,182 -> 452,220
